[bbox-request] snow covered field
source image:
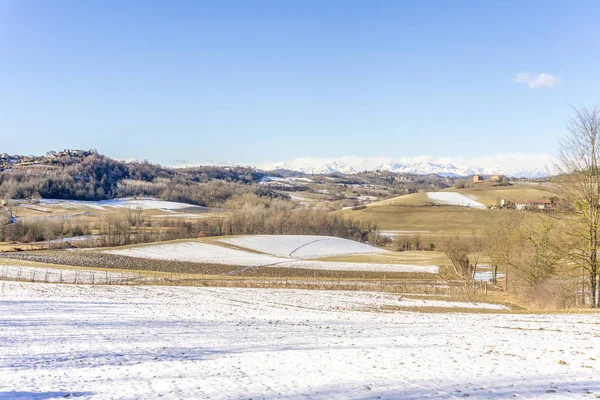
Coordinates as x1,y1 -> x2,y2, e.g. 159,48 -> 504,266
427,192 -> 487,209
260,176 -> 313,185
37,198 -> 208,212
1,282 -> 598,399
108,241 -> 283,266
281,260 -> 438,273
219,235 -> 386,259
107,237 -> 438,273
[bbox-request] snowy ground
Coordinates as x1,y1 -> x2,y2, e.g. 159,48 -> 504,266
149,213 -> 212,219
380,230 -> 432,237
260,176 -> 313,185
49,234 -> 101,244
286,192 -> 313,201
1,282 -> 598,399
108,242 -> 284,267
218,235 -> 386,259
37,198 -> 209,212
107,238 -> 438,273
427,192 -> 487,209
0,264 -> 141,284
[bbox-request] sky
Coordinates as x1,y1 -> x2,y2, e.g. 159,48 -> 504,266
1,0 -> 600,170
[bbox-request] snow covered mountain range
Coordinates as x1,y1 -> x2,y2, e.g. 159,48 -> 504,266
271,160 -> 549,178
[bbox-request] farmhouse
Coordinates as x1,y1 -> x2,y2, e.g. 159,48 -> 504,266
513,199 -> 555,211
473,175 -> 485,182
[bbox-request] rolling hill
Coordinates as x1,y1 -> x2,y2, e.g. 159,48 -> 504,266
343,185 -> 552,233
449,185 -> 557,207
366,192 -> 486,208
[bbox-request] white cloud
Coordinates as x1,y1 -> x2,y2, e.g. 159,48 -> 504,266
516,72 -> 562,89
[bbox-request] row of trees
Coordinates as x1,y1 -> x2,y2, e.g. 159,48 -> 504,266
0,217 -> 89,244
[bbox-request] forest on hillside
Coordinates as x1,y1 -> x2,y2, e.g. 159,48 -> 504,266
0,152 -> 274,207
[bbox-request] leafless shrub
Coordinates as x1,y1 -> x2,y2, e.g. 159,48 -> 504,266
520,279 -> 577,310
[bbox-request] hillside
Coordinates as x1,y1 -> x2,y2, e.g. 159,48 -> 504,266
344,204 -> 503,233
365,184 -> 558,208
448,185 -> 557,207
366,191 -> 486,208
0,151 -> 272,207
343,185 -> 551,233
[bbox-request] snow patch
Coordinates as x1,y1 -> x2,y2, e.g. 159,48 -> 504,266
38,198 -> 209,212
219,235 -> 385,259
108,242 -> 281,266
426,192 -> 487,209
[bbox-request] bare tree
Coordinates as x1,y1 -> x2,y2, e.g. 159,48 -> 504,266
126,204 -> 144,228
554,106 -> 600,307
484,214 -> 516,285
445,232 -> 482,284
0,205 -> 12,227
100,212 -> 130,247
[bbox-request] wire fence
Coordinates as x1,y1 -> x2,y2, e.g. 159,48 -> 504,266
0,265 -> 491,295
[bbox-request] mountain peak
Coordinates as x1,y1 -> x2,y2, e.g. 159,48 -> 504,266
270,159 -> 547,178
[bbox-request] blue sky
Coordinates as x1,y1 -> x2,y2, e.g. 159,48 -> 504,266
1,0 -> 599,168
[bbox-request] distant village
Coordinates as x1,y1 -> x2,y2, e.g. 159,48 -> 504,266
0,149 -> 96,171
